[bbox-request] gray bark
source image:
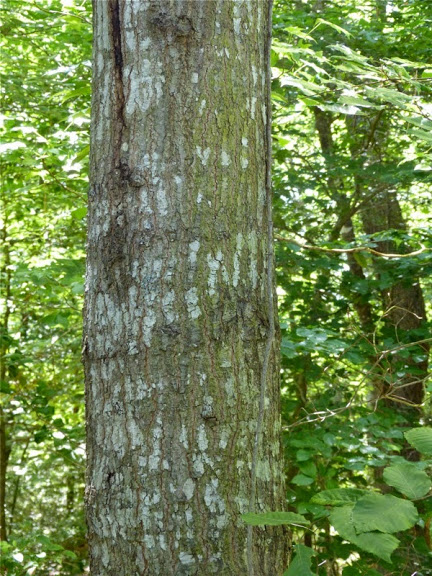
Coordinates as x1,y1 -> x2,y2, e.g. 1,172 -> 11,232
83,1 -> 287,575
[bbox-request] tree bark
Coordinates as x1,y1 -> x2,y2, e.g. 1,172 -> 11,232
0,215 -> 12,542
84,1 -> 287,575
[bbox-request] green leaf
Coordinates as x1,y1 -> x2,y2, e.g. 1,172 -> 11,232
383,462 -> 431,499
285,544 -> 316,576
74,144 -> 90,162
311,488 -> 368,506
36,534 -> 65,551
0,380 -> 12,394
330,506 -> 399,562
314,18 -> 351,37
405,427 -> 432,455
285,26 -> 315,42
353,252 -> 368,268
299,461 -> 317,478
71,207 -> 87,219
296,449 -> 313,462
280,76 -> 323,96
339,95 -> 382,109
407,129 -> 432,143
241,511 -> 309,527
352,493 -> 418,534
291,473 -> 315,486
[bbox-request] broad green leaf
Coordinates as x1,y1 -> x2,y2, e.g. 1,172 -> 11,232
296,449 -> 313,462
330,506 -> 399,562
406,129 -> 432,143
280,76 -> 323,96
71,207 -> 87,220
285,544 -> 316,576
314,18 -> 351,37
291,473 -> 315,486
285,26 -> 315,42
241,511 -> 309,527
329,44 -> 370,64
311,488 -> 368,506
339,95 -> 382,109
352,493 -> 418,534
299,461 -> 317,478
365,86 -> 411,105
383,462 -> 431,499
405,428 -> 432,455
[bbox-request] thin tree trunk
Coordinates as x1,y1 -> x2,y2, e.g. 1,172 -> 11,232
84,1 -> 287,575
0,214 -> 12,542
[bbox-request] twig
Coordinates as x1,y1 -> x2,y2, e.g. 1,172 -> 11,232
275,234 -> 427,259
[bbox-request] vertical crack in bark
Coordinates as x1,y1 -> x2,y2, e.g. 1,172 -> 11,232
109,0 -> 126,159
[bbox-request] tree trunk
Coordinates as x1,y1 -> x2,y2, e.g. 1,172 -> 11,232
83,1 -> 287,575
0,215 -> 12,542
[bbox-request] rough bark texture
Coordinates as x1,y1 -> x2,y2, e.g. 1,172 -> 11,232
83,1 -> 286,575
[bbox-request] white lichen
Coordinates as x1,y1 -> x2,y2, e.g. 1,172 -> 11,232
179,424 -> 189,449
179,552 -> 195,565
233,233 -> 243,287
196,146 -> 211,166
207,251 -> 223,295
182,478 -> 195,501
162,290 -> 176,323
197,424 -> 208,451
185,287 -> 201,319
221,150 -> 231,166
189,240 -> 200,265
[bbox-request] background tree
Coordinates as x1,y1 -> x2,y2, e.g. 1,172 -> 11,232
83,1 -> 286,575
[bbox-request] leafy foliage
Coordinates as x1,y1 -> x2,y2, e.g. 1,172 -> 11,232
1,0 -> 90,573
284,544 -> 316,576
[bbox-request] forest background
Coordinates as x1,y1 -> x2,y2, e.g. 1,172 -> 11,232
1,0 -> 431,575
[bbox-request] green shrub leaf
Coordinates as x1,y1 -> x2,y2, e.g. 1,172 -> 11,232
285,544 -> 316,576
383,462 -> 431,499
405,427 -> 432,455
352,493 -> 418,534
330,506 -> 399,562
311,488 -> 368,506
241,511 -> 309,527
